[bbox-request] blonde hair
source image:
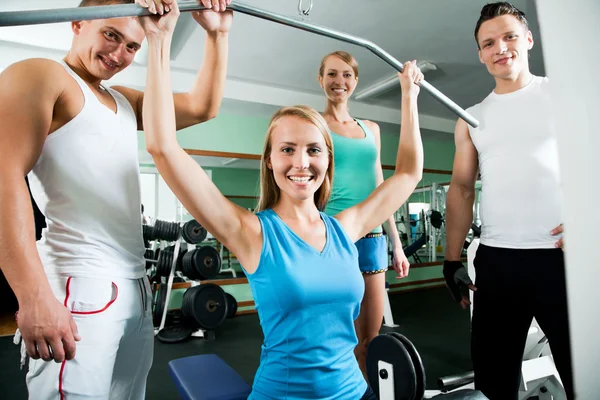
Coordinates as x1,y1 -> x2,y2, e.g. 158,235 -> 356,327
256,106 -> 334,212
318,51 -> 359,78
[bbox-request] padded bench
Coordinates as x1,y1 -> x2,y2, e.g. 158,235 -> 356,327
168,354 -> 252,400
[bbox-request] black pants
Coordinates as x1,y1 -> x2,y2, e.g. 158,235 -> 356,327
471,244 -> 574,399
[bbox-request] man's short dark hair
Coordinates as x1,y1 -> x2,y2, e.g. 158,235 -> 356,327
474,2 -> 529,48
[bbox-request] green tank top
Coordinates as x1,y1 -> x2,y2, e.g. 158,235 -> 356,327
324,119 -> 382,234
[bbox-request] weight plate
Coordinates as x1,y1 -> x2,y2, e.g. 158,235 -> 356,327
366,333 -> 416,400
225,293 -> 237,318
156,325 -> 194,344
143,224 -> 154,241
388,332 -> 425,399
181,251 -> 200,280
181,284 -> 228,331
193,246 -> 222,280
182,220 -> 207,244
153,285 -> 168,328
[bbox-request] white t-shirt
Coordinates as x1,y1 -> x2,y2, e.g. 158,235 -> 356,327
466,76 -> 563,249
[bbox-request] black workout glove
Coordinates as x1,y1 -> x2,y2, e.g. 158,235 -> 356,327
443,260 -> 473,302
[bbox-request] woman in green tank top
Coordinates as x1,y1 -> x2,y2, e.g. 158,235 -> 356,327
318,51 -> 412,377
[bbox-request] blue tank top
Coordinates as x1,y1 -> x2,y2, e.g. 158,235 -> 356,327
324,119 -> 382,233
244,209 -> 367,400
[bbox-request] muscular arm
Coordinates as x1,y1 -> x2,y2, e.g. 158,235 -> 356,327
0,59 -> 79,362
115,31 -> 229,131
444,118 -> 479,261
0,60 -> 58,305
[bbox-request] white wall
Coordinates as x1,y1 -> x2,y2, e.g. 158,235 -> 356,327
536,1 -> 600,397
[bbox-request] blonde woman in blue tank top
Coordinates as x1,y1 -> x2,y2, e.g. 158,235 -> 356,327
318,51 -> 412,377
141,7 -> 424,395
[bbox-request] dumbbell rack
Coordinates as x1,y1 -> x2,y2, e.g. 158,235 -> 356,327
150,238 -> 210,339
144,218 -> 239,341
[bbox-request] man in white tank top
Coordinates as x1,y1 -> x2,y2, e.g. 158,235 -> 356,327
443,2 -> 573,399
0,1 -> 232,398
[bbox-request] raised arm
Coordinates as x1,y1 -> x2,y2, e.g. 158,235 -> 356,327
371,123 -> 410,278
0,59 -> 80,363
336,61 -> 424,241
115,0 -> 232,130
140,3 -> 261,271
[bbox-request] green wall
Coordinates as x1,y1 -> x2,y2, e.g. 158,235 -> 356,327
137,112 -> 270,155
140,112 -> 457,309
138,114 -> 455,172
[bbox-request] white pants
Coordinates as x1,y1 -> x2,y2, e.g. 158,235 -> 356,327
25,275 -> 154,400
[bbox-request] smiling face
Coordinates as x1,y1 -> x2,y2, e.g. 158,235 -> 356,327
318,53 -> 359,104
70,16 -> 145,80
476,14 -> 533,80
268,116 -> 329,202
257,106 -> 334,212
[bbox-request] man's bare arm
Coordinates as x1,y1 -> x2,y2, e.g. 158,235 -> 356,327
0,59 -> 80,362
445,118 -> 479,261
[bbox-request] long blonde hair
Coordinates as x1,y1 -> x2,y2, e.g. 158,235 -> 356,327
256,106 -> 334,212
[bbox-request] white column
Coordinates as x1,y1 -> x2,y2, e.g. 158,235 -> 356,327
536,1 -> 600,397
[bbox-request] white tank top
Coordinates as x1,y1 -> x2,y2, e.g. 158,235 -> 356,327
28,60 -> 146,279
466,76 -> 563,249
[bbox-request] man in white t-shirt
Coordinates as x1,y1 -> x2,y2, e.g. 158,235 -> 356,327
443,2 -> 573,399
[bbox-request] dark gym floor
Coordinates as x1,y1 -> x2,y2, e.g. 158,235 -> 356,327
0,287 -> 472,399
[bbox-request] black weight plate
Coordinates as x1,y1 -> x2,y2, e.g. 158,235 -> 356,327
388,332 -> 425,399
168,221 -> 180,242
157,251 -> 170,277
153,220 -> 163,240
154,220 -> 175,242
166,251 -> 174,275
156,325 -> 194,344
153,285 -> 168,327
366,334 -> 417,400
165,309 -> 183,327
193,246 -> 222,280
182,284 -> 228,330
174,222 -> 182,242
144,249 -> 155,270
162,221 -> 171,241
181,286 -> 195,327
143,224 -> 154,241
182,220 -> 207,244
430,210 -> 444,229
163,245 -> 186,271
155,220 -> 163,240
167,221 -> 175,242
175,249 -> 186,271
225,293 -> 237,318
181,251 -> 199,280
